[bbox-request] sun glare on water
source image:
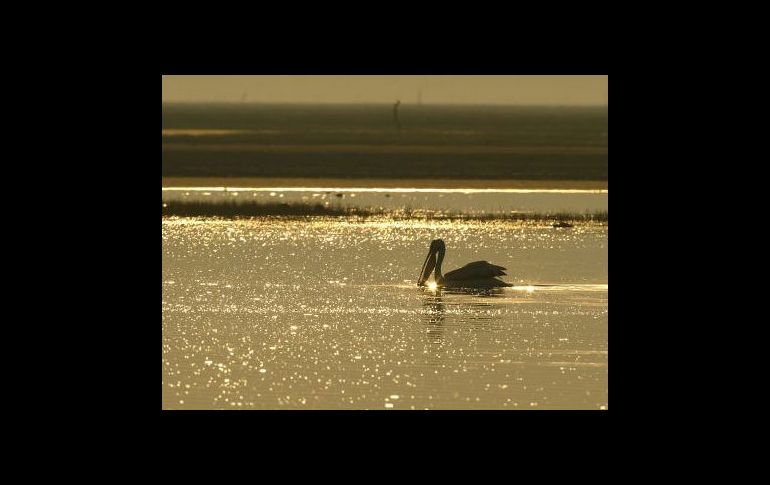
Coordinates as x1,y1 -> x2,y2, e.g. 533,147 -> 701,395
427,282 -> 438,291
512,285 -> 536,293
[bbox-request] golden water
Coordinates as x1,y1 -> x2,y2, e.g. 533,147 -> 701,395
162,217 -> 608,409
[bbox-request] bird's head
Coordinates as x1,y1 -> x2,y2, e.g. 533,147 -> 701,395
430,239 -> 446,252
418,239 -> 446,286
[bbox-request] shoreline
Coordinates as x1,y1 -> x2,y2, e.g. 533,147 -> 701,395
162,177 -> 608,190
161,199 -> 607,222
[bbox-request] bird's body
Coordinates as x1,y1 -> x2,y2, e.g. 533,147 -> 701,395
442,261 -> 511,288
418,239 -> 512,289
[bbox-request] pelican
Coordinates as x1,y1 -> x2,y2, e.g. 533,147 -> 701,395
417,239 -> 512,289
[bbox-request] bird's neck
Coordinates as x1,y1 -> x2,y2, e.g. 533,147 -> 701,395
434,248 -> 445,282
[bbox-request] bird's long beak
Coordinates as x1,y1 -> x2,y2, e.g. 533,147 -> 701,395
417,246 -> 436,286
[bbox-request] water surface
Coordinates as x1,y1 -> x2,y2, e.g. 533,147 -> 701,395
162,217 -> 608,409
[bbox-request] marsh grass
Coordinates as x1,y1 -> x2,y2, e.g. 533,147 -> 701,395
162,200 -> 607,223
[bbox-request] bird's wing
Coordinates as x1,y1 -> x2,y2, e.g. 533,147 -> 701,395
444,261 -> 508,281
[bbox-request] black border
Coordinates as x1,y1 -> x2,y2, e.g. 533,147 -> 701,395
153,47 -> 610,434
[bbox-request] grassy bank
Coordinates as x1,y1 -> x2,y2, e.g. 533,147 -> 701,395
161,177 -> 609,190
161,200 -> 607,223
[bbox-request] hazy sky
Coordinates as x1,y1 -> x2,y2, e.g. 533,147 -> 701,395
162,75 -> 608,105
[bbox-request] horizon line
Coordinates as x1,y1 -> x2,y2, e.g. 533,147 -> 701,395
161,101 -> 608,107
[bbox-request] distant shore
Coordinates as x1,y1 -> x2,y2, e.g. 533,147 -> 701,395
162,199 -> 607,223
163,104 -> 607,181
163,143 -> 607,156
162,177 -> 608,190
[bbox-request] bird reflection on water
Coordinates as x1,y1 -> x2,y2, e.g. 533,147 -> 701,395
423,293 -> 446,345
421,286 -> 506,347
